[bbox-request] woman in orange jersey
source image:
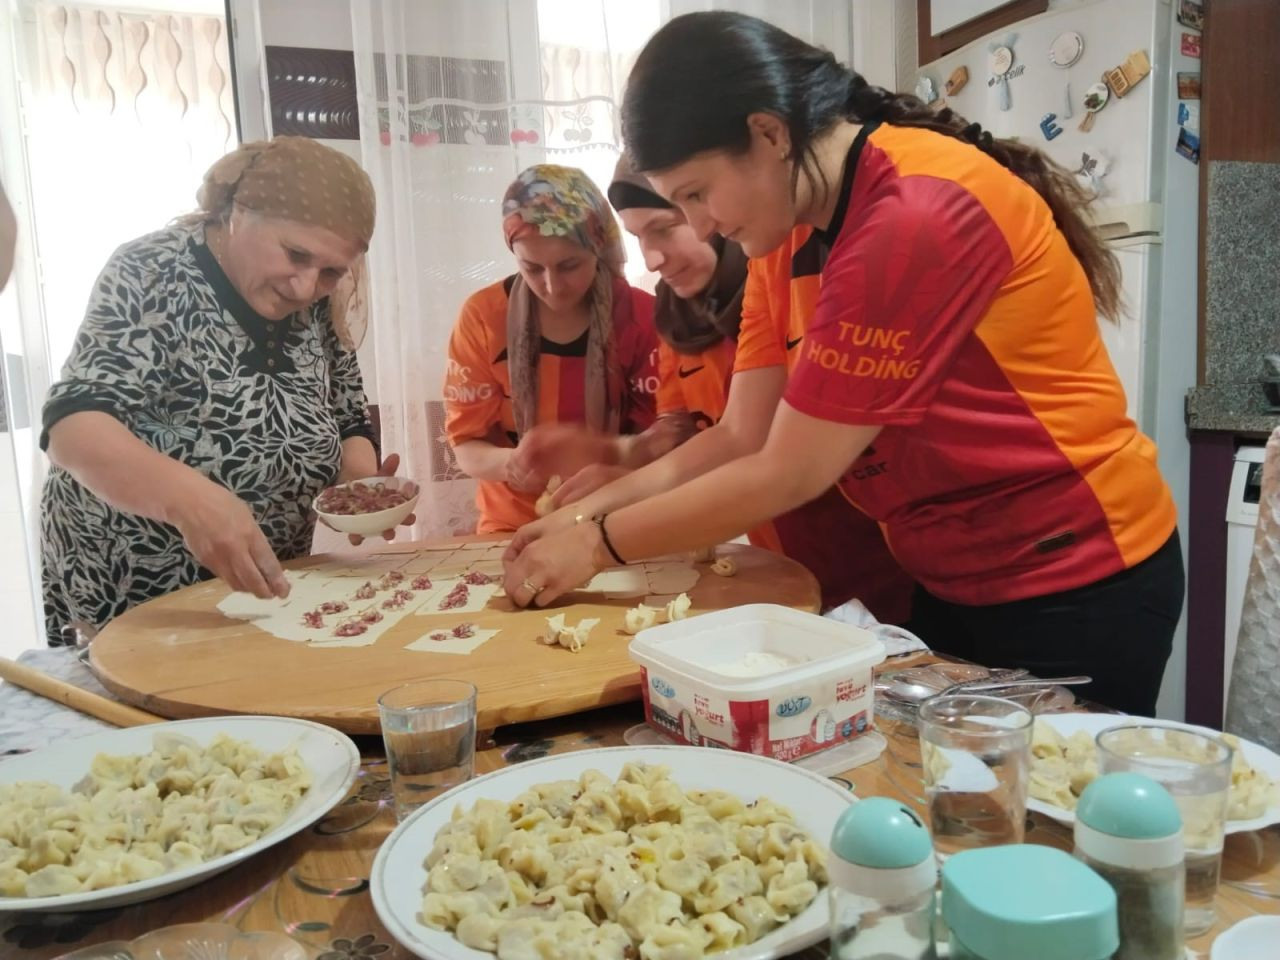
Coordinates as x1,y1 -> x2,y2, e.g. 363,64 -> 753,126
531,156 -> 915,621
444,165 -> 660,533
504,13 -> 1184,714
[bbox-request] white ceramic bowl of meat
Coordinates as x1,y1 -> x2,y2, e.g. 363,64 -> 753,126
315,476 -> 420,537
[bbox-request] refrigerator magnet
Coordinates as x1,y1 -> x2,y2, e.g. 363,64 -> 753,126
1078,82 -> 1109,132
1039,114 -> 1064,141
1048,31 -> 1083,119
945,66 -> 969,97
987,32 -> 1019,111
1181,33 -> 1201,58
915,74 -> 939,105
1104,50 -> 1152,99
1177,72 -> 1201,99
1177,0 -> 1205,32
1048,32 -> 1084,68
1074,150 -> 1111,197
1178,101 -> 1201,135
1175,127 -> 1200,165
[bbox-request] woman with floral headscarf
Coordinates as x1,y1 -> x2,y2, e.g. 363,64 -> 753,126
39,136 -> 399,646
444,164 -> 661,533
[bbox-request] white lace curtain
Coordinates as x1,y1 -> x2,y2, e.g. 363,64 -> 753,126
28,1 -> 236,374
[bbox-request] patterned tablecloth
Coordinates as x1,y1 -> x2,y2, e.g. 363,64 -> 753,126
0,650 -> 1275,959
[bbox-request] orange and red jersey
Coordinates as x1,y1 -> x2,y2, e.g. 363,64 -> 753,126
656,258 -> 915,622
655,337 -> 737,433
445,276 -> 658,533
779,122 -> 1176,605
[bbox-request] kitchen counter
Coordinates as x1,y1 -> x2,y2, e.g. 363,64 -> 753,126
1187,382 -> 1280,435
1193,161 -> 1280,436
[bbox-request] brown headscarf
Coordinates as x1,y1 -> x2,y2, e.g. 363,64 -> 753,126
196,136 -> 376,249
608,154 -> 747,355
194,137 -> 377,347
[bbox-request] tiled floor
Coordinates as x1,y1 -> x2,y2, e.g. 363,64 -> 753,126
0,435 -> 41,658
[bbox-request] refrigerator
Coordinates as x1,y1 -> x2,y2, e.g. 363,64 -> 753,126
919,0 -> 1200,720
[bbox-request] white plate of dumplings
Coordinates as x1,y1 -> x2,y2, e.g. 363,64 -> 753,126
371,745 -> 854,960
0,715 -> 360,911
1026,713 -> 1280,835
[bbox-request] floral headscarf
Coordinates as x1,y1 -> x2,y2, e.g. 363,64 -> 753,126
501,164 -> 625,276
500,165 -> 630,438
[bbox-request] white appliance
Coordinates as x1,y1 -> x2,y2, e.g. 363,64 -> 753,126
920,0 -> 1200,719
1224,445 -> 1267,717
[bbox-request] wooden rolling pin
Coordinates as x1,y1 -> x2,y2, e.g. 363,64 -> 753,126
0,656 -> 165,727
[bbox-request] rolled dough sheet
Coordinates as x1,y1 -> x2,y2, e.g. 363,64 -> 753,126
405,626 -> 499,655
218,571 -> 433,648
399,551 -> 459,575
584,566 -> 649,598
300,555 -> 410,579
645,562 -> 700,595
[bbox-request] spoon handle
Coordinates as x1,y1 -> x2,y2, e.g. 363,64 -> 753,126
948,675 -> 1091,693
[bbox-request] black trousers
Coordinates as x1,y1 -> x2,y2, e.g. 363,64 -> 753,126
906,531 -> 1186,716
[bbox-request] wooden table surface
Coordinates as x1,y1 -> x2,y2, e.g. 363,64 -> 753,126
88,539 -> 820,734
2,651 -> 1275,959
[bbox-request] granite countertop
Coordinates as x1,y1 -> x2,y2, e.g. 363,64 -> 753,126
1187,382 -> 1280,435
1194,162 -> 1280,436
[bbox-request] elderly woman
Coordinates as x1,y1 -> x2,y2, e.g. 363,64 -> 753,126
40,136 -> 383,646
444,164 -> 660,533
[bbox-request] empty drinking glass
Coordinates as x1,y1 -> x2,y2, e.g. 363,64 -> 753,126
378,679 -> 477,822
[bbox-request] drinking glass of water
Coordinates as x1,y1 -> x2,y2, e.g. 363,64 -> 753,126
917,694 -> 1033,859
378,679 -> 478,822
1096,724 -> 1232,936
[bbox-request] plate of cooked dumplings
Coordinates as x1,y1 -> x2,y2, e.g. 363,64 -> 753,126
0,716 -> 360,910
371,745 -> 853,960
1027,714 -> 1280,834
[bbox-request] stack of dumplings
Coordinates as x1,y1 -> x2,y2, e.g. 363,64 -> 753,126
0,732 -> 310,898
420,762 -> 825,959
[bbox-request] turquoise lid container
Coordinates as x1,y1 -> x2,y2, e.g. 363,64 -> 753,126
830,797 -> 934,868
942,845 -> 1119,960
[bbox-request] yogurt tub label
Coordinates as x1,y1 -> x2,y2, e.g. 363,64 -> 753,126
640,667 -> 874,760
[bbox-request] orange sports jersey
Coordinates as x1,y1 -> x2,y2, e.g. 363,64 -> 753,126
732,229 -> 915,621
782,121 -> 1177,605
646,254 -> 916,620
445,276 -> 659,533
655,337 -> 737,431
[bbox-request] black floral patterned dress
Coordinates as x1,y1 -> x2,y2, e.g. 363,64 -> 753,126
38,223 -> 375,646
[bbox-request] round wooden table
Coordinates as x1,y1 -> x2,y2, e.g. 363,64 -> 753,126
89,540 -> 820,735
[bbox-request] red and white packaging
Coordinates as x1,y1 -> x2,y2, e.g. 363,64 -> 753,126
628,604 -> 886,762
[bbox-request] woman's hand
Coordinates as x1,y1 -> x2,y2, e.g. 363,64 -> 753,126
503,518 -> 611,608
167,474 -> 290,599
336,453 -> 418,545
513,423 -> 616,483
549,463 -> 632,510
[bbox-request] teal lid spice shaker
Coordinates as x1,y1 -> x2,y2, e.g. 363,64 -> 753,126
942,844 -> 1118,960
829,797 -> 938,959
1074,772 -> 1185,960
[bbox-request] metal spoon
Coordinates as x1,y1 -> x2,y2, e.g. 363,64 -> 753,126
943,675 -> 1091,694
882,677 -> 945,702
